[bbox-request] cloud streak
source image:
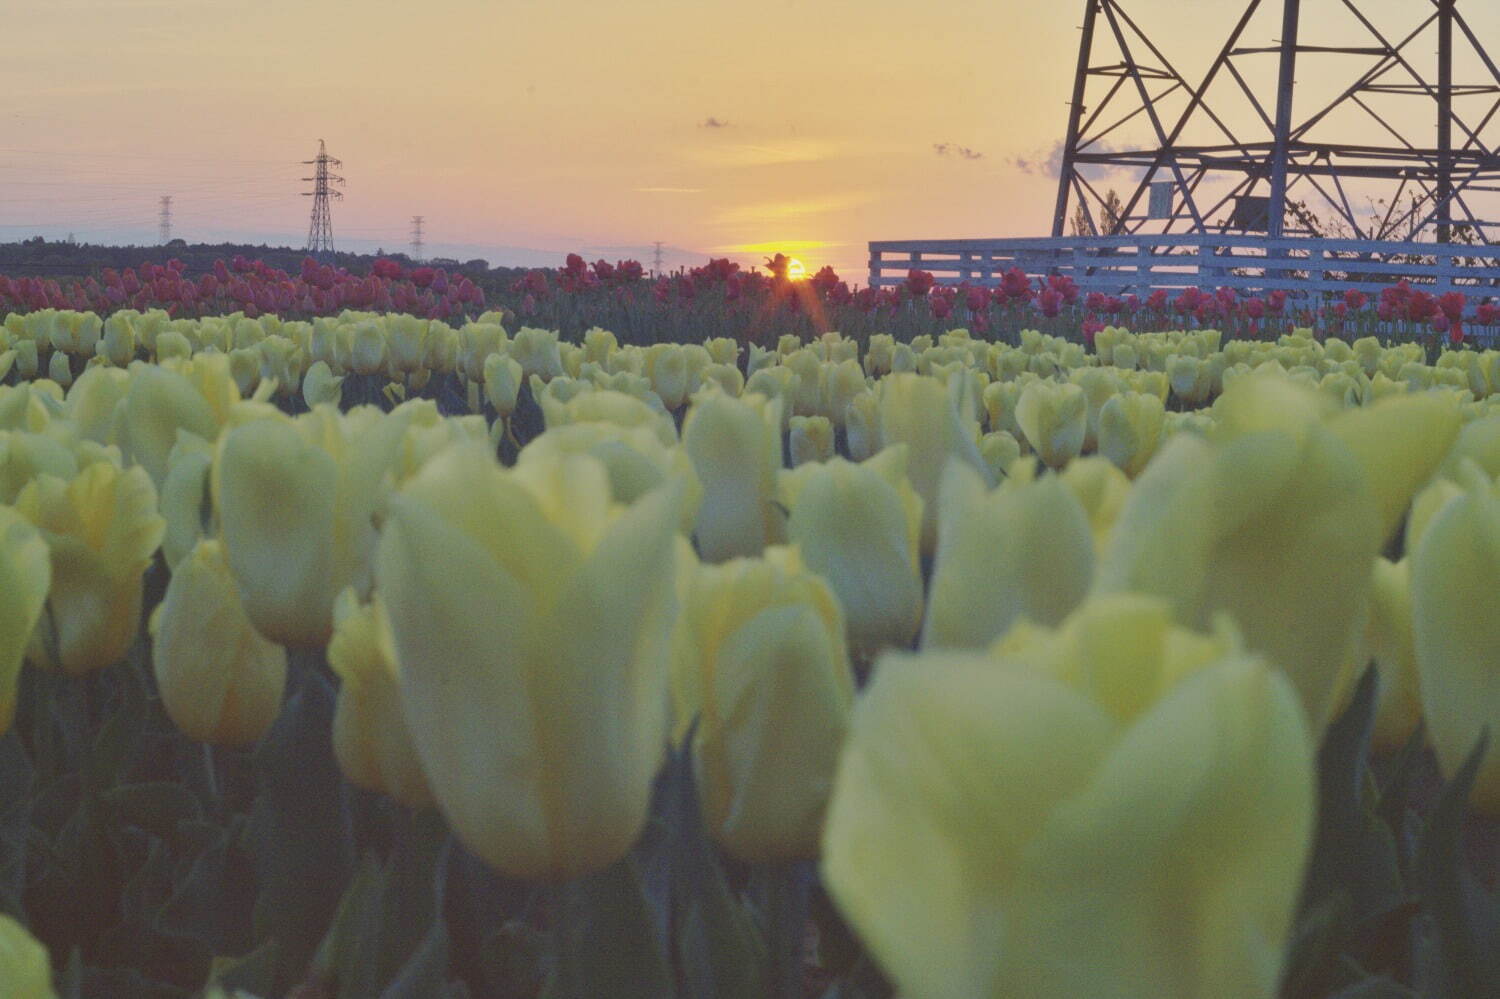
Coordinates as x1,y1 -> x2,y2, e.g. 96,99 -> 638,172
684,139 -> 840,169
710,191 -> 878,227
634,186 -> 703,193
701,116 -> 730,128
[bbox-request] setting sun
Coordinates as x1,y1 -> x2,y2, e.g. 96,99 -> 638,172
787,258 -> 807,281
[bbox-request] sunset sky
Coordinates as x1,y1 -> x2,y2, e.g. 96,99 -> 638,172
5,0 -> 1498,281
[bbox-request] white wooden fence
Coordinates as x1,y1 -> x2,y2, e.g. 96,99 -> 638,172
868,234 -> 1500,312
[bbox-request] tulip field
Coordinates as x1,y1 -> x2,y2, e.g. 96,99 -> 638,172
4,284 -> 1500,998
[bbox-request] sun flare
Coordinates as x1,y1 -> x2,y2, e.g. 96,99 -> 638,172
787,258 -> 807,281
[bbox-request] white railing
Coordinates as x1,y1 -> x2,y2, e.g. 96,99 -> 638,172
868,234 -> 1500,311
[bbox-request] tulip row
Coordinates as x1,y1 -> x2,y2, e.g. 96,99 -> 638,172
2,311 -> 1500,996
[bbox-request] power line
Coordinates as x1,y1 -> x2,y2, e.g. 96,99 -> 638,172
301,139 -> 344,256
158,195 -> 172,244
410,215 -> 425,263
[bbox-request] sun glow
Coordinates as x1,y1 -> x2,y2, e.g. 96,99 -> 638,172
787,258 -> 807,281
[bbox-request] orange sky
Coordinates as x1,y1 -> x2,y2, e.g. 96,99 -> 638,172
4,0 -> 1498,281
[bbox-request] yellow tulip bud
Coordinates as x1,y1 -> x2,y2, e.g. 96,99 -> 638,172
228,347 -> 260,397
214,415 -> 342,647
349,320 -> 387,377
17,462 -> 165,674
510,326 -> 564,381
1014,380 -> 1087,469
0,914 -> 55,999
698,362 -> 743,398
98,314 -> 137,367
673,546 -> 852,862
1097,391 -> 1165,477
788,414 -> 835,466
158,431 -> 214,571
1098,373 -> 1457,726
301,360 -> 344,409
824,358 -> 867,425
0,507 -> 49,734
540,387 -> 677,445
483,352 -> 523,418
518,423 -> 702,532
327,588 -> 432,808
878,373 -> 990,556
823,600 -> 1314,999
150,539 -> 286,746
1058,456 -> 1130,554
457,322 -> 506,382
385,315 -> 429,374
1412,469 -> 1500,812
843,390 -> 880,462
376,444 -> 683,879
922,459 -> 1094,649
46,350 -> 72,389
704,336 -> 739,367
683,391 -> 786,562
119,364 -> 220,488
13,339 -> 38,380
650,344 -> 691,410
64,366 -> 129,446
1365,557 -> 1422,752
979,430 -> 1020,481
778,445 -> 923,653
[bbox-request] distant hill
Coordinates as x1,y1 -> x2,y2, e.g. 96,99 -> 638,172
0,235 -> 524,282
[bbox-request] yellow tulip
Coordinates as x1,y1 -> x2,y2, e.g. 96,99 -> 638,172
327,588 -> 432,808
683,391 -> 786,562
1096,373 -> 1458,726
157,431 -> 215,571
878,373 -> 990,555
1411,461 -> 1500,812
1096,391 -> 1165,477
517,423 -> 702,532
978,430 -> 1020,482
778,445 -> 923,654
150,539 -> 286,746
823,598 -> 1313,999
16,462 -> 165,674
510,326 -> 564,381
376,444 -> 683,879
385,315 -> 429,374
650,344 -> 690,411
788,414 -> 835,466
1365,557 -> 1422,752
119,363 -> 220,488
214,415 -> 342,646
0,507 -> 49,734
921,459 -> 1094,649
673,546 -> 852,862
64,366 -> 129,446
349,320 -> 388,377
301,360 -> 344,409
0,914 -> 55,999
483,352 -> 523,419
843,390 -> 880,462
1058,456 -> 1130,554
1014,380 -> 1087,469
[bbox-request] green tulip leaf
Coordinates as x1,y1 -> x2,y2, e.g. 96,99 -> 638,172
1415,728 -> 1500,999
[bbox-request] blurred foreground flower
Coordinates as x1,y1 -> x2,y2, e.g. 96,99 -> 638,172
824,596 -> 1314,999
376,444 -> 683,879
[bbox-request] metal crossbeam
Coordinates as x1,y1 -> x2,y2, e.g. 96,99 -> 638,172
1052,0 -> 1500,245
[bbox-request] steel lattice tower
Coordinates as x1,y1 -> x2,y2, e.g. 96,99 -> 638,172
410,215 -> 425,262
302,139 -> 344,255
157,195 -> 172,244
1053,0 -> 1500,243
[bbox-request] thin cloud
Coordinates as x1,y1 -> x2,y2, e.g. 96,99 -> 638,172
701,116 -> 730,128
933,142 -> 984,160
635,186 -> 704,193
684,139 -> 838,168
710,192 -> 877,227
